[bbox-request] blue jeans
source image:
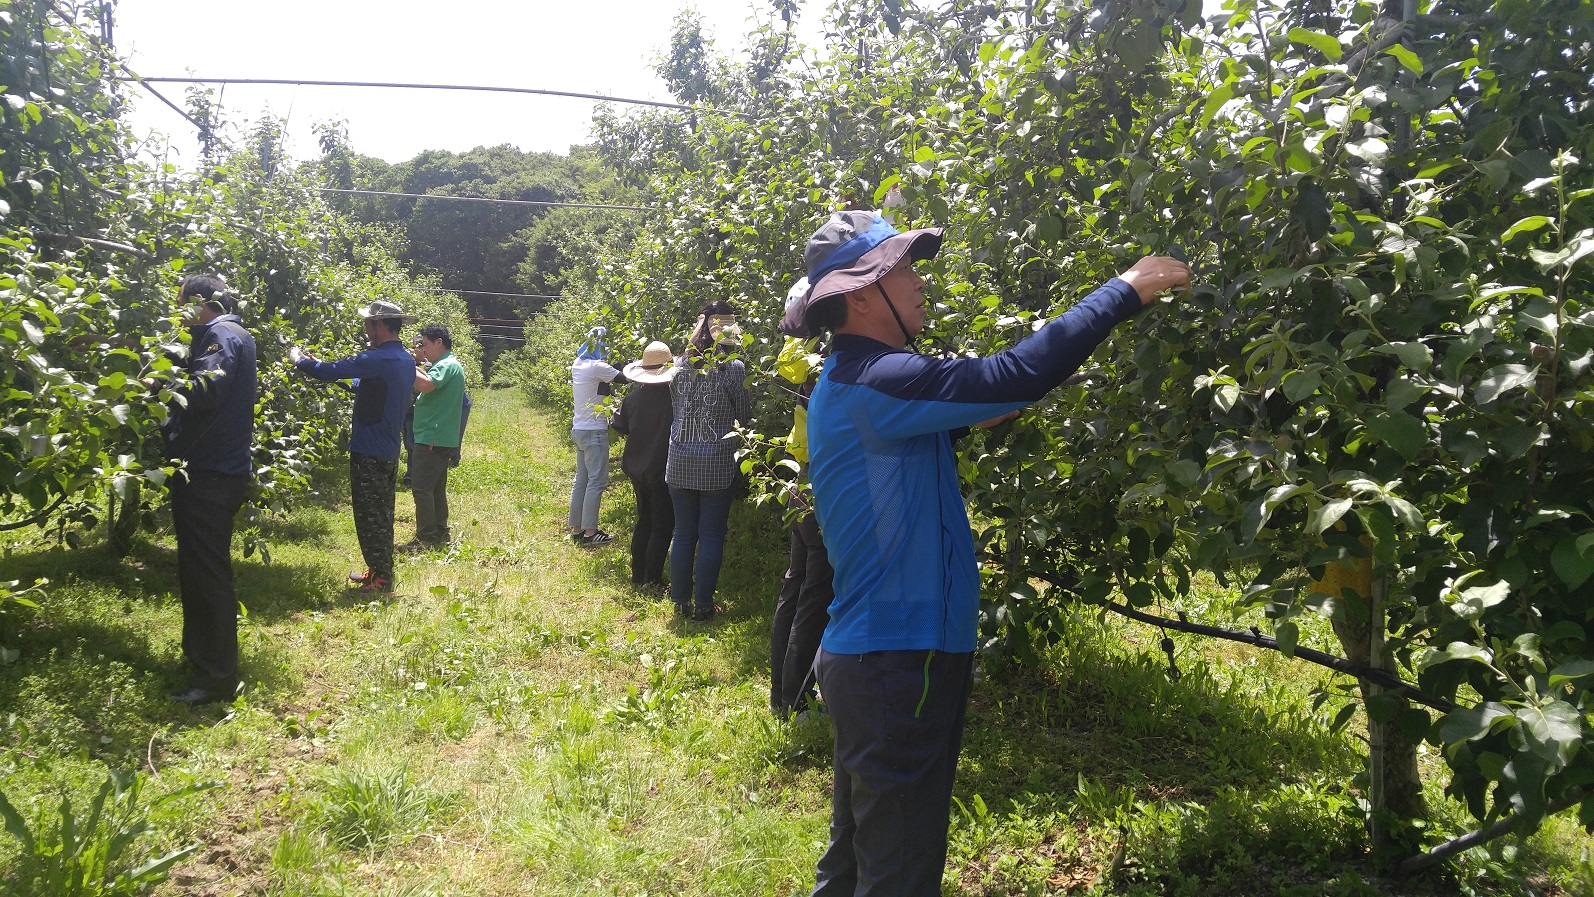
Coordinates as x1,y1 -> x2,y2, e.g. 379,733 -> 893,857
568,428 -> 610,531
668,485 -> 734,611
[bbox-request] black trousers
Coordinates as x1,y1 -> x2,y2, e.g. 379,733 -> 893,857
350,452 -> 398,580
812,648 -> 974,897
171,470 -> 249,692
771,511 -> 832,713
629,475 -> 673,585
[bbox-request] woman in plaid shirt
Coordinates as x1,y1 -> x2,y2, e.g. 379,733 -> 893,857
666,301 -> 750,622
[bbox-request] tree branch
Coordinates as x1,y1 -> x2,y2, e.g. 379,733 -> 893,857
38,232 -> 154,259
1396,788 -> 1586,877
0,494 -> 68,532
1031,569 -> 1458,713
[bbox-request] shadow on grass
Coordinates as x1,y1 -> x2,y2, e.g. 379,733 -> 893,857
954,614 -> 1360,809
0,508 -> 379,764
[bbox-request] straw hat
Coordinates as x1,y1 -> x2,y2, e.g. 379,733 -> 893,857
623,340 -> 678,384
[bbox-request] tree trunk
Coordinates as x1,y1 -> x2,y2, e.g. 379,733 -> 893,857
1320,559 -> 1427,846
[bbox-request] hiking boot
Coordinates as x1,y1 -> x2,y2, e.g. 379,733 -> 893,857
690,605 -> 718,623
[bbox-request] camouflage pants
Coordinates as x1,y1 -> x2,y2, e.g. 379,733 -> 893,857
350,452 -> 398,580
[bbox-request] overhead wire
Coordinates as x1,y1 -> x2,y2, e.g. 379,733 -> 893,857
118,77 -> 720,115
320,188 -> 649,212
428,289 -> 563,300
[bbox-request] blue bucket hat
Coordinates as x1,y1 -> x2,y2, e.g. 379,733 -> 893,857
778,210 -> 943,338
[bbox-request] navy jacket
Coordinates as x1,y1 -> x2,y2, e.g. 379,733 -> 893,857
295,340 -> 415,459
164,314 -> 257,477
807,278 -> 1142,654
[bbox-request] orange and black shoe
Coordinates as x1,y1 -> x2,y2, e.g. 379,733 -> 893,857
348,568 -> 373,585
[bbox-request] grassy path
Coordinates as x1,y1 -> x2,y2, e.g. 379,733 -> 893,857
2,390 -> 1590,895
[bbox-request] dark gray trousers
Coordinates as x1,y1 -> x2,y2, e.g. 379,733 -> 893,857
172,470 -> 249,692
410,445 -> 452,544
812,647 -> 974,897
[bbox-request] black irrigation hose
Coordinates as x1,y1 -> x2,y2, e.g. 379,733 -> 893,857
1030,570 -> 1458,714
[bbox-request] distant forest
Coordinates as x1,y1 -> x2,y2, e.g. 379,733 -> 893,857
318,139 -> 639,369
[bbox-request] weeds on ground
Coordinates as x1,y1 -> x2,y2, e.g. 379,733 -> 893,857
0,769 -> 220,897
3,392 -> 1593,895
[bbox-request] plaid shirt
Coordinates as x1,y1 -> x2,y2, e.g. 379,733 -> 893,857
665,358 -> 749,491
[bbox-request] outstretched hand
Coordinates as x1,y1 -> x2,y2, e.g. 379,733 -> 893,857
1117,256 -> 1192,305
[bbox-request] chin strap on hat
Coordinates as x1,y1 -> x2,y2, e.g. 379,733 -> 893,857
876,283 -> 919,354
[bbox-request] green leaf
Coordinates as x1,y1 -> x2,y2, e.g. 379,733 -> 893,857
1501,215 -> 1554,242
1384,44 -> 1424,74
1199,83 -> 1235,128
1421,641 -> 1494,671
1548,660 -> 1594,688
1308,497 -> 1353,535
1241,483 -> 1306,542
1551,536 -> 1594,589
1389,341 -> 1432,371
1380,493 -> 1423,531
1213,380 -> 1240,413
1365,411 -> 1426,461
1275,620 -> 1299,656
1287,178 -> 1333,244
1367,692 -> 1404,724
1449,581 -> 1511,619
1474,364 -> 1536,404
1281,369 -> 1321,402
1287,27 -> 1343,62
912,146 -> 936,164
1517,700 -> 1582,767
0,788 -> 33,847
1438,702 -> 1509,744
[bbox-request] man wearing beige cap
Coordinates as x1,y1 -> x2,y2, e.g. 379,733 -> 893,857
290,300 -> 419,594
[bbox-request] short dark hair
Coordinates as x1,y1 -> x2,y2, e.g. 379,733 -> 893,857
807,296 -> 848,332
180,273 -> 235,313
419,324 -> 452,349
374,317 -> 404,336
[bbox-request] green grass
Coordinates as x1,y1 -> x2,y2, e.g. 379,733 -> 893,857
1,389 -> 1591,895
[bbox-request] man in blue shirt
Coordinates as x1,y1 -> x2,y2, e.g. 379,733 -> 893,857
780,211 -> 1191,896
290,301 -> 418,593
163,274 -> 257,704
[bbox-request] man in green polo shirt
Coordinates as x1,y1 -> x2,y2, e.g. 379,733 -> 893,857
407,323 -> 466,549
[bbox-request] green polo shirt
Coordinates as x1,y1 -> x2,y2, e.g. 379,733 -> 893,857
413,352 -> 465,448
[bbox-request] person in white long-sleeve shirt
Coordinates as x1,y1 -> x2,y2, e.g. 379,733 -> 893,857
569,327 -> 627,546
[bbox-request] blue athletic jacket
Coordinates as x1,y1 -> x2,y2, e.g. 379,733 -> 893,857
294,340 -> 416,459
808,277 -> 1143,654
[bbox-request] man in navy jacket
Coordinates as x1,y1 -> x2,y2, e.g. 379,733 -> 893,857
163,274 -> 257,704
291,301 -> 418,594
780,211 -> 1190,896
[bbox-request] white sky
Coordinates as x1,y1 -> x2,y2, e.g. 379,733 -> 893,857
112,0 -> 827,165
